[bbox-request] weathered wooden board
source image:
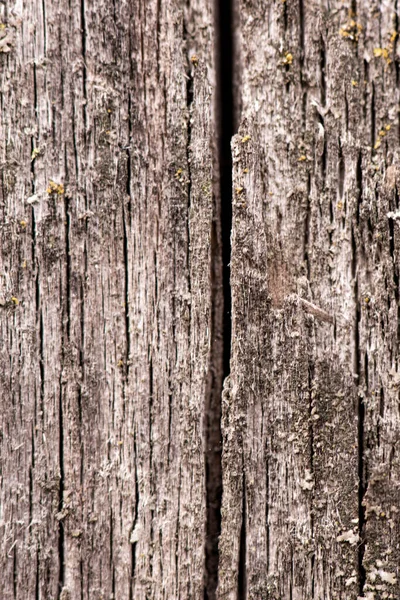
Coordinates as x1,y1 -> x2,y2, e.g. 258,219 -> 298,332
0,0 -> 219,598
219,0 -> 400,599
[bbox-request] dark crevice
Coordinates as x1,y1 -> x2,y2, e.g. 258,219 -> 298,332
320,36 -> 326,107
203,0 -> 235,598
167,364 -> 173,465
65,195 -> 71,339
371,83 -> 376,151
265,459 -> 270,572
184,17 -> 193,303
122,207 -> 130,375
388,206 -> 400,341
148,355 -> 154,580
110,507 -> 115,595
237,468 -> 247,600
58,384 -> 65,593
35,548 -> 40,600
352,227 -> 366,595
308,356 -> 315,599
79,280 -> 84,486
321,135 -> 327,185
356,151 -> 362,223
216,0 -> 234,378
338,141 -> 345,200
304,174 -> 311,279
80,0 -> 87,129
129,431 -> 140,600
13,546 -> 17,598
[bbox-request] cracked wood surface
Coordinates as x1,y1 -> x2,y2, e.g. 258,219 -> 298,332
2,0 -> 400,599
219,0 -> 400,599
0,1 -> 220,598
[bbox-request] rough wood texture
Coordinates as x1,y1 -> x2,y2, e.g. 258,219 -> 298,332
0,1 -> 220,598
219,0 -> 400,599
2,0 -> 400,598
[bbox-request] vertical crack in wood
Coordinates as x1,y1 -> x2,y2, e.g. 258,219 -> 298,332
184,16 -> 193,302
110,506 -> 115,596
203,0 -> 235,597
308,358 -> 315,599
352,227 -> 366,594
148,354 -> 154,580
58,383 -> 65,593
80,0 -> 87,129
129,431 -> 140,600
237,465 -> 247,600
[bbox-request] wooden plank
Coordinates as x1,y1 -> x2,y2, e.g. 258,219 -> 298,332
0,0 -> 218,598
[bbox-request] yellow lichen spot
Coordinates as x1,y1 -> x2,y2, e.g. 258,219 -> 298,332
339,19 -> 363,42
379,129 -> 387,137
337,201 -> 343,210
22,260 -> 27,269
117,359 -> 124,368
374,47 -> 391,64
241,135 -> 251,143
31,147 -> 41,161
298,155 -> 307,162
71,530 -> 82,538
47,180 -> 64,195
11,297 -> 19,305
175,168 -> 183,179
374,140 -> 381,150
390,31 -> 398,44
20,220 -> 27,228
107,108 -> 112,113
191,55 -> 199,67
351,80 -> 358,87
283,52 -> 293,65
235,186 -> 244,194
385,124 -> 391,131
243,168 -> 249,173
364,296 -> 370,303
117,440 -> 123,446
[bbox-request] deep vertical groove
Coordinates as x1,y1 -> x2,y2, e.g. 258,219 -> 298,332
80,0 -> 87,130
13,546 -> 17,599
129,431 -> 140,600
35,547 -> 40,600
352,227 -> 366,594
185,40 -> 193,303
148,355 -> 154,579
203,0 -> 234,598
122,209 -> 130,375
304,174 -> 311,279
110,507 -> 115,595
308,358 -> 315,599
58,384 -> 65,592
237,468 -> 247,600
216,0 -> 233,379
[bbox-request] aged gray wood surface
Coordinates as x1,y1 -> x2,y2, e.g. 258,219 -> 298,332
2,0 -> 400,599
0,0 -> 220,598
219,0 -> 400,599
